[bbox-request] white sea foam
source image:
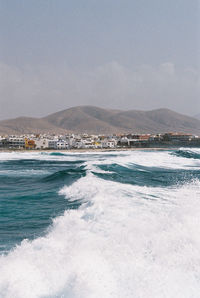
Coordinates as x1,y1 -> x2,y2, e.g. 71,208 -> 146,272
0,150 -> 200,297
179,147 -> 200,154
0,176 -> 200,296
83,149 -> 200,171
0,169 -> 49,176
0,149 -> 199,170
0,151 -> 80,162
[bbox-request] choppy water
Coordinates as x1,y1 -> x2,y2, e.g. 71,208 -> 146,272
0,148 -> 200,298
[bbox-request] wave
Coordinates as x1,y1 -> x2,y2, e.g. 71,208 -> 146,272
0,149 -> 200,297
0,172 -> 200,297
0,151 -> 84,162
42,152 -> 67,156
85,149 -> 200,171
41,151 -> 77,157
43,167 -> 86,183
94,163 -> 200,188
172,148 -> 200,160
1,149 -> 199,170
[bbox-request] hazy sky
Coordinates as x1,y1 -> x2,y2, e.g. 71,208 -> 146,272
0,0 -> 199,119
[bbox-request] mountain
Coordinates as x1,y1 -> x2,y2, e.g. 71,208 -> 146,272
44,106 -> 200,134
0,117 -> 68,135
0,106 -> 200,135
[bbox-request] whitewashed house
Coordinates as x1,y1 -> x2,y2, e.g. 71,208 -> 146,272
34,138 -> 49,149
56,140 -> 69,149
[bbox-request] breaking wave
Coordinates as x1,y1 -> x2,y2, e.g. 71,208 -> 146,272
0,149 -> 200,297
172,148 -> 200,160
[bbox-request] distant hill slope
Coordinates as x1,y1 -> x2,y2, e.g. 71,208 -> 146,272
0,117 -> 68,135
0,106 -> 200,135
44,106 -> 200,134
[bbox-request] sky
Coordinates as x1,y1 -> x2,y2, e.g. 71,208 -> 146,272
0,0 -> 199,120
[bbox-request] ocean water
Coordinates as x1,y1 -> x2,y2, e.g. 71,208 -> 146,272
0,148 -> 200,298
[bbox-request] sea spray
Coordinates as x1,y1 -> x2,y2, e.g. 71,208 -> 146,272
0,149 -> 199,297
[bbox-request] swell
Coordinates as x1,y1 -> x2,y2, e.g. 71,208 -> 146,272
93,162 -> 200,187
0,150 -> 200,297
42,152 -> 68,156
0,163 -> 86,253
172,148 -> 200,159
0,158 -> 85,166
42,166 -> 86,182
0,174 -> 200,297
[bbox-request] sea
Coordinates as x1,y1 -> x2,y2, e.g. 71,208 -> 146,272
0,148 -> 200,298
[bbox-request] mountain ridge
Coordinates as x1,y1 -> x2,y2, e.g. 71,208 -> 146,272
0,106 -> 200,135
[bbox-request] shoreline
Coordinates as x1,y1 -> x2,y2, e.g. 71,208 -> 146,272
0,147 -> 182,153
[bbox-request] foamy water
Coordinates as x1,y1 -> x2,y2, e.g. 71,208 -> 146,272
0,149 -> 200,297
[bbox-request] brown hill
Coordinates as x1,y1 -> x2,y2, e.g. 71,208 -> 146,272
44,106 -> 120,134
0,106 -> 200,135
44,106 -> 200,134
0,117 -> 68,135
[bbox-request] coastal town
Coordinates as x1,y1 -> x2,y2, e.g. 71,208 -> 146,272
0,132 -> 200,150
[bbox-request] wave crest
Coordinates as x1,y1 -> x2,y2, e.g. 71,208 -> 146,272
172,148 -> 200,160
1,173 -> 200,297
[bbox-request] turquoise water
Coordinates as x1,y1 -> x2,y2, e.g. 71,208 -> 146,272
0,155 -> 85,253
0,149 -> 200,297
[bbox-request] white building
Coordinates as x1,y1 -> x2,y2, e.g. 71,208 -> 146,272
101,139 -> 117,148
34,139 -> 49,149
8,137 -> 25,148
56,140 -> 69,149
48,139 -> 58,149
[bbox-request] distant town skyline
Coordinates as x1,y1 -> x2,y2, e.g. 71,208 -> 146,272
0,0 -> 199,120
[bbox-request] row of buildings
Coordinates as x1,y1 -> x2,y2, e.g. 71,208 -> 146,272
0,132 -> 200,150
